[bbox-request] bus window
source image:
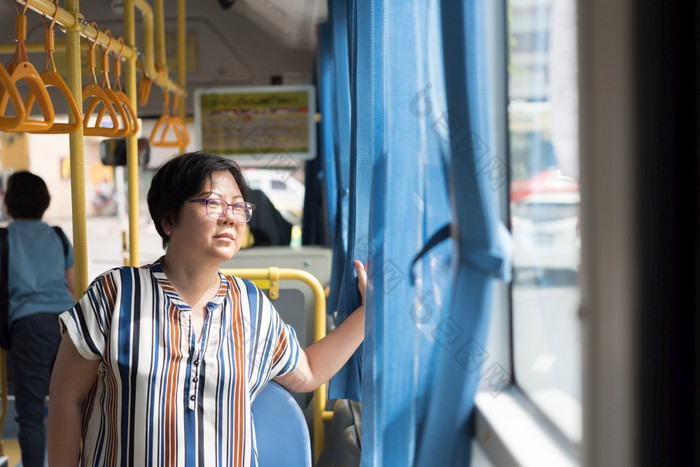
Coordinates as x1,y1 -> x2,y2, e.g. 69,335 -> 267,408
508,0 -> 581,445
241,167 -> 305,245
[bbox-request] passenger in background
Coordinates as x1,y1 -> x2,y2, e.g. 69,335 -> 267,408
245,188 -> 293,247
1,171 -> 75,467
47,151 -> 366,466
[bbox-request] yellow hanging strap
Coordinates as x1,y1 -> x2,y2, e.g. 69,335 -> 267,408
0,59 -> 25,130
0,0 -> 55,133
139,71 -> 153,107
150,90 -> 190,147
23,0 -> 83,134
113,37 -> 139,137
170,93 -> 190,145
96,29 -> 130,137
83,22 -> 119,137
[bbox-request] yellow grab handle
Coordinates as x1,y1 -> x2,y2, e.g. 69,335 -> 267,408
114,89 -> 139,137
150,115 -> 189,147
0,61 -> 55,133
83,83 -> 120,137
0,63 -> 26,130
23,70 -> 82,134
103,87 -> 131,137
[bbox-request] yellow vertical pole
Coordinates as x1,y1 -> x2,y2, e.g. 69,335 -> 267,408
124,0 -> 139,266
154,0 -> 167,68
177,0 -> 187,153
65,0 -> 88,297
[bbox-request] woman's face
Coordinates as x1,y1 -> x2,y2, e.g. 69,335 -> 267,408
164,170 -> 247,265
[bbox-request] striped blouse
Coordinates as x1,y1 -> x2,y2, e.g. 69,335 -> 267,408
59,261 -> 301,466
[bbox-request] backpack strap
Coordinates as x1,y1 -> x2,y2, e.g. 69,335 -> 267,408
0,227 -> 8,309
0,228 -> 10,348
52,225 -> 69,258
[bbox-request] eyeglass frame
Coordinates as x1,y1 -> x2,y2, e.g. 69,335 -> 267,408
183,198 -> 256,223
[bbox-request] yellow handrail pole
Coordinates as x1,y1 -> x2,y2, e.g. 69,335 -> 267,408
154,0 -> 168,75
65,0 -> 88,297
177,0 -> 187,153
124,0 -> 139,266
133,0 -> 184,97
0,41 -> 80,54
220,268 -> 332,463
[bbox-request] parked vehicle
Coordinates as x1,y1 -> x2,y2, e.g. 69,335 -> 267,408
511,169 -> 580,282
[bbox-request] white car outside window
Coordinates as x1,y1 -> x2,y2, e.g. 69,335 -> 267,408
511,191 -> 580,279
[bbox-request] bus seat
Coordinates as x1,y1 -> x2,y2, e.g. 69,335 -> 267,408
253,381 -> 312,467
316,398 -> 362,467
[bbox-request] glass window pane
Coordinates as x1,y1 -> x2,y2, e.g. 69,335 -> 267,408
508,0 -> 582,444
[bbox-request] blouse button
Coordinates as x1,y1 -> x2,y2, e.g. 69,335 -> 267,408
193,377 -> 198,383
190,395 -> 196,401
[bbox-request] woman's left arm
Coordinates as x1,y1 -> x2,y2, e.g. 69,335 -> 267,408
275,260 -> 367,393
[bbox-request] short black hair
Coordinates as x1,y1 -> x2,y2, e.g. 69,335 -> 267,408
147,151 -> 249,248
4,171 -> 51,219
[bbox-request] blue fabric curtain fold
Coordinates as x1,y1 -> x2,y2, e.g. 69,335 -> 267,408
415,1 -> 512,465
325,0 -> 353,321
354,1 -> 454,464
314,23 -> 337,246
328,0 -> 365,401
321,0 -> 511,464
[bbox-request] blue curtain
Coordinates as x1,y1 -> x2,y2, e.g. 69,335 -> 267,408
414,1 -> 512,464
321,0 -> 511,464
325,0 -> 353,325
312,23 -> 337,246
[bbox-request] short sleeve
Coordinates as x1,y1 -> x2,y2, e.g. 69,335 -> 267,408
237,277 -> 302,380
269,310 -> 301,377
59,269 -> 120,361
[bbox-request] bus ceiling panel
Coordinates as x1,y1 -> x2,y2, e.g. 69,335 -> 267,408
234,0 -> 327,51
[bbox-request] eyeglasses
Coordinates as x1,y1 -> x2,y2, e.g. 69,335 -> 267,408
183,198 -> 256,223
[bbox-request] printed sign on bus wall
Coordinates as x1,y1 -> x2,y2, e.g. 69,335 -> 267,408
194,85 -> 316,161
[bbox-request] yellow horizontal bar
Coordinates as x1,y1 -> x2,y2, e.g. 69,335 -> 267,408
15,0 -> 136,58
248,279 -> 271,289
0,42 -> 151,77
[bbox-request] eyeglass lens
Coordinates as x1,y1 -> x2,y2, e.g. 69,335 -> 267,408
206,199 -> 252,222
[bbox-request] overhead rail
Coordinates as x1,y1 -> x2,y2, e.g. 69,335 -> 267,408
7,0 -> 185,97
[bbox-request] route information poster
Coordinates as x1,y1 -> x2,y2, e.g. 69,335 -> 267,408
195,85 -> 316,160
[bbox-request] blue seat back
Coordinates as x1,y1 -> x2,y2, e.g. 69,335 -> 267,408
253,381 -> 312,467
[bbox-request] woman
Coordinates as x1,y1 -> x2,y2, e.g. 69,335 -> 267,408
2,171 -> 75,467
47,152 -> 366,466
